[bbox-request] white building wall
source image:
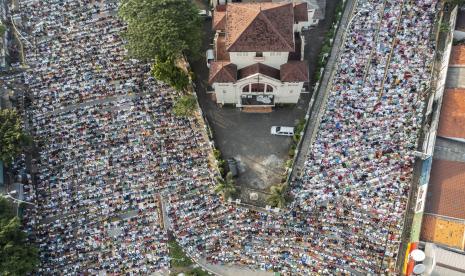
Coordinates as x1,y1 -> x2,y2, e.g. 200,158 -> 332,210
213,74 -> 304,105
229,52 -> 289,69
276,82 -> 304,103
294,21 -> 310,32
213,83 -> 236,105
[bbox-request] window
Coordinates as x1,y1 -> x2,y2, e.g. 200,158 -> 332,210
255,52 -> 263,57
242,85 -> 250,93
251,83 -> 265,92
266,85 -> 273,93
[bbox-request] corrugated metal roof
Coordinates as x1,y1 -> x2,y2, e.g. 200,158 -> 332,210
435,247 -> 465,271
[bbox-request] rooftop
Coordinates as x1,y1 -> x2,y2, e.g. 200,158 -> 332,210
293,2 -> 308,22
449,45 -> 465,65
208,61 -> 237,84
224,2 -> 296,52
238,63 -> 280,80
425,159 -> 465,220
421,214 -> 465,250
280,61 -> 309,82
212,5 -> 226,31
437,88 -> 465,139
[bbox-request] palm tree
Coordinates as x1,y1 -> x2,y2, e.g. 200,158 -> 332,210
267,184 -> 288,209
214,172 -> 236,201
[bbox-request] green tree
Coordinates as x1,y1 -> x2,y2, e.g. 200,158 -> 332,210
118,0 -> 203,61
440,21 -> 451,33
0,197 -> 38,275
0,24 -> 6,37
0,109 -> 30,165
445,0 -> 465,6
173,94 -> 197,118
267,184 -> 289,209
151,58 -> 190,92
214,172 -> 236,201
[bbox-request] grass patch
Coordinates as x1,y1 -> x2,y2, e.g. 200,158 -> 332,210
169,240 -> 193,268
186,267 -> 210,276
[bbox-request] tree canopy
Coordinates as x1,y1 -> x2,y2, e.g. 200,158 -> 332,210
267,184 -> 289,209
445,0 -> 465,6
173,94 -> 197,118
0,197 -> 39,275
118,0 -> 203,61
119,0 -> 202,91
0,109 -> 29,165
215,172 -> 236,201
151,57 -> 190,92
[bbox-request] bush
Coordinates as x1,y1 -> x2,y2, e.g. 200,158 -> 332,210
295,118 -> 306,134
0,24 -> 6,36
293,133 -> 301,143
173,94 -> 197,118
285,159 -> 293,168
288,148 -> 295,158
168,240 -> 193,268
152,58 -> 190,92
186,268 -> 210,276
213,149 -> 221,160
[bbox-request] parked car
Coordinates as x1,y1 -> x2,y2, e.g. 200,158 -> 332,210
271,126 -> 294,136
227,158 -> 239,177
198,9 -> 212,19
206,49 -> 214,68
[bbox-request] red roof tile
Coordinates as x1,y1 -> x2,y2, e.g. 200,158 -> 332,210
280,61 -> 309,82
449,45 -> 465,65
293,2 -> 308,22
213,7 -> 226,31
238,63 -> 280,80
425,159 -> 465,220
437,88 -> 465,139
225,3 -> 295,52
215,34 -> 230,61
209,62 -> 237,84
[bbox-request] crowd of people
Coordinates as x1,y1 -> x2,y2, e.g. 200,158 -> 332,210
13,0 -> 437,274
293,0 -> 436,272
16,0 -> 215,274
170,0 -> 437,274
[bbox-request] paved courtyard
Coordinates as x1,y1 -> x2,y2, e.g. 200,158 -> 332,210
191,1 -> 341,196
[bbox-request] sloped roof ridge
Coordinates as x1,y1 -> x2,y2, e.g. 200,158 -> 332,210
259,4 -> 294,51
227,2 -> 294,51
225,5 -> 260,51
223,63 -> 236,81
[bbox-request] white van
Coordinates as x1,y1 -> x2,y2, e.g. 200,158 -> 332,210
271,126 -> 294,136
206,49 -> 214,68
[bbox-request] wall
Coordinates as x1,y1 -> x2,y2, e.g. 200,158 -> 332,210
229,52 -> 289,69
213,74 -> 303,105
410,6 -> 458,244
454,30 -> 465,40
213,82 -> 236,105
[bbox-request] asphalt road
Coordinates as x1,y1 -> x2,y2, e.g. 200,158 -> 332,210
190,1 -> 341,197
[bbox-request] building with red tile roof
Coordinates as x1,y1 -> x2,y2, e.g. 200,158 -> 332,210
449,45 -> 465,66
422,46 -> 465,249
437,88 -> 465,140
209,2 -> 309,108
